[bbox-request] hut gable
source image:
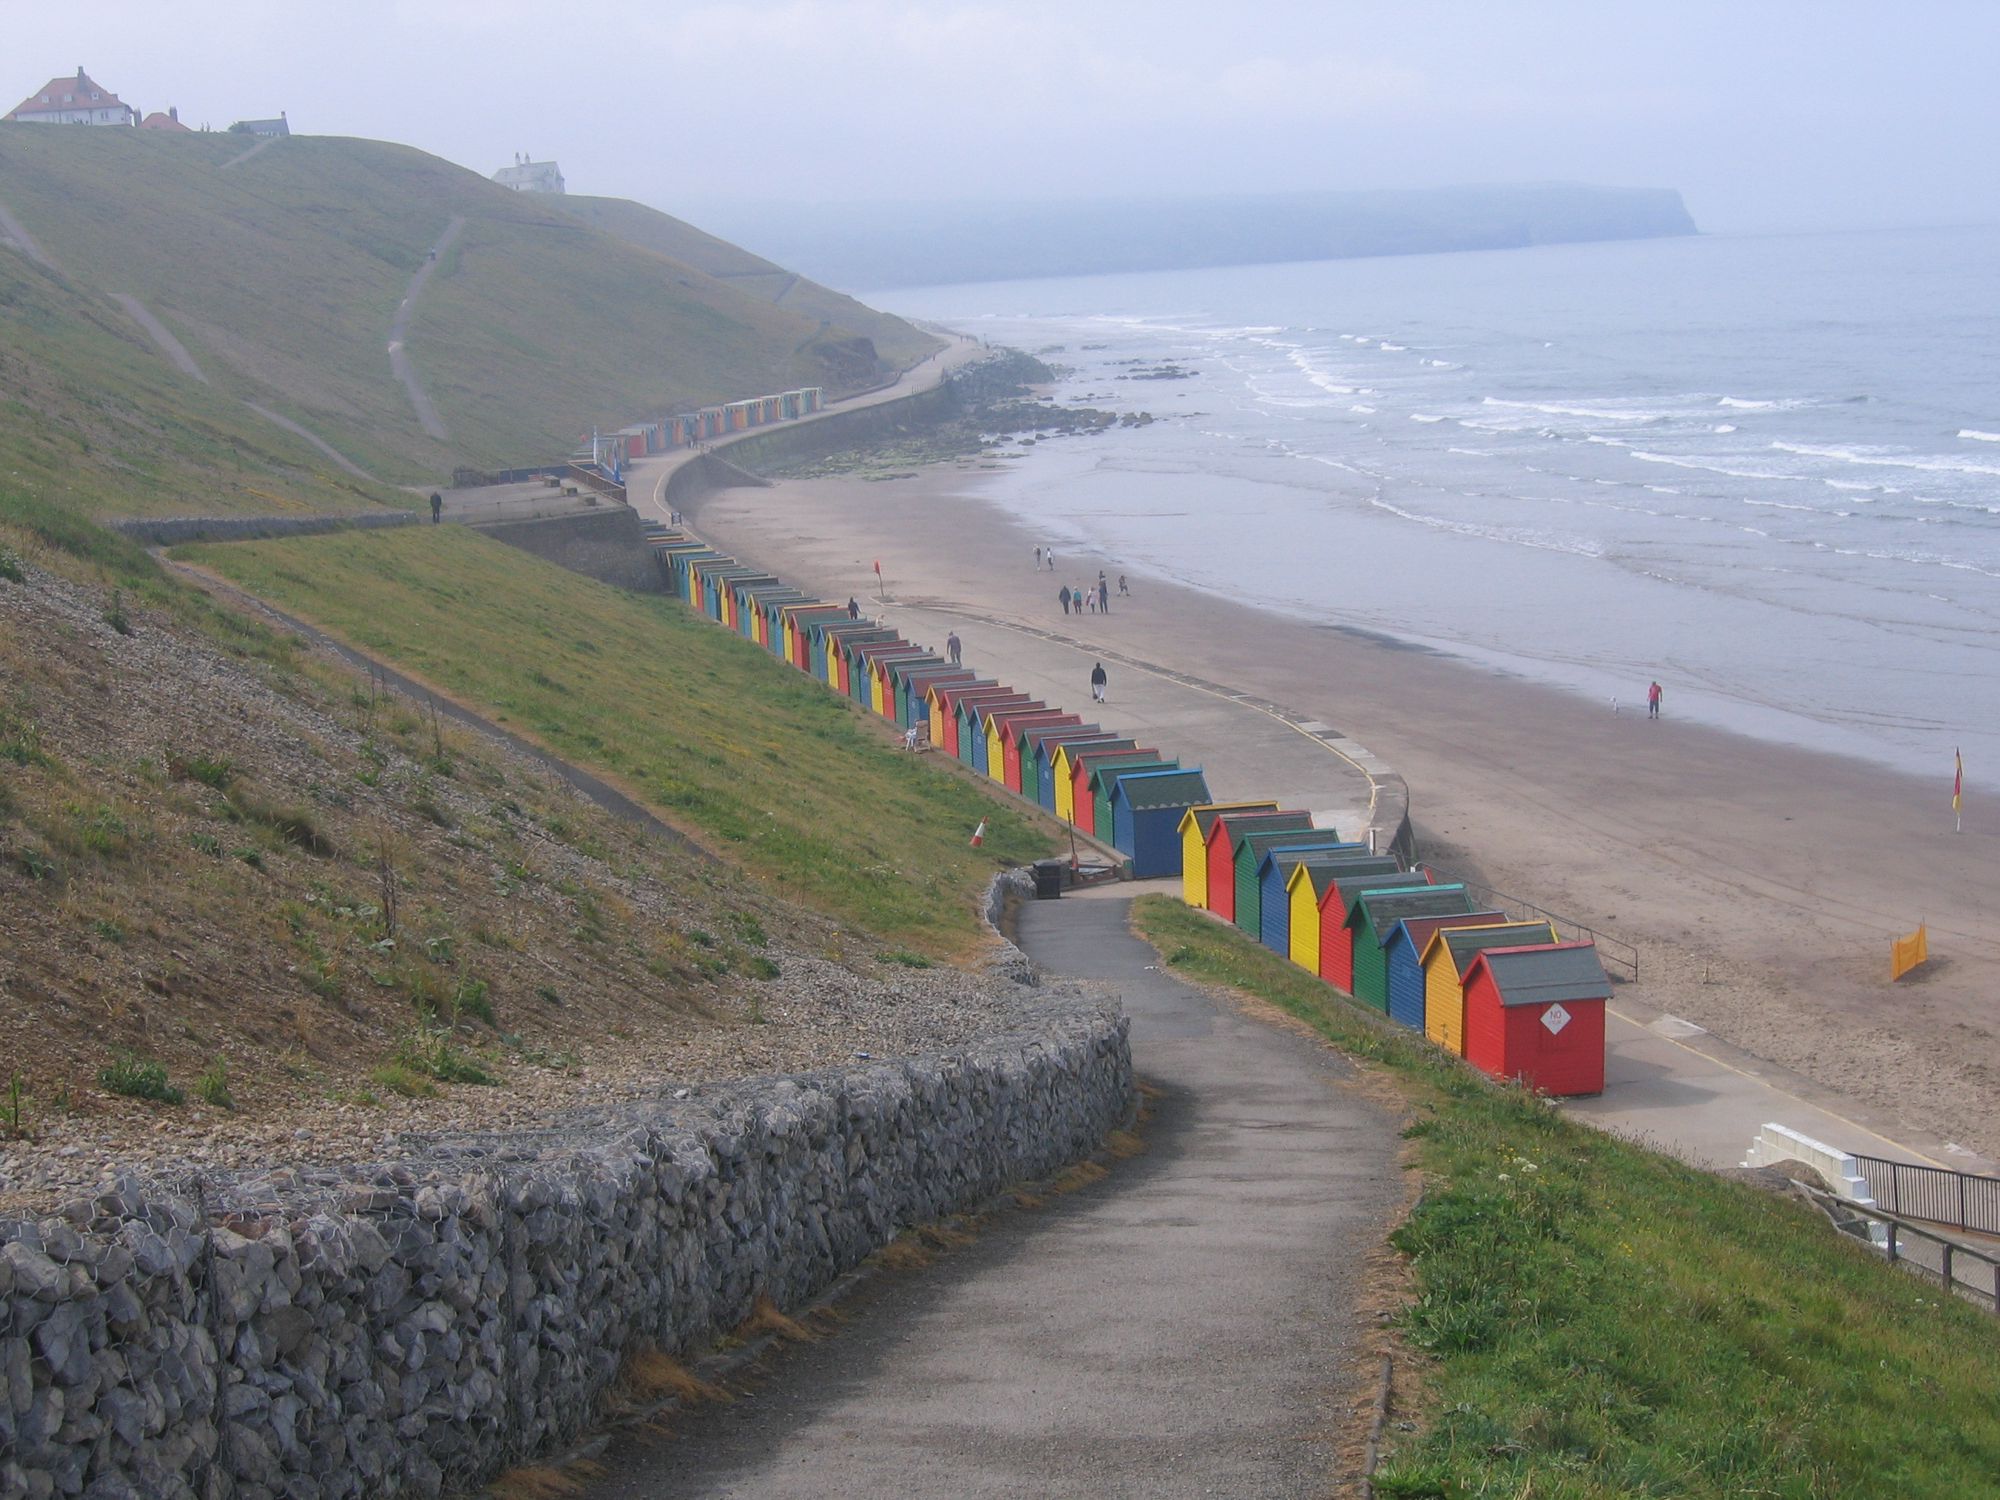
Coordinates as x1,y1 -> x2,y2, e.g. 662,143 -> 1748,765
1351,885 -> 1473,937
1118,769 -> 1210,811
1472,944 -> 1612,1006
1437,922 -> 1561,979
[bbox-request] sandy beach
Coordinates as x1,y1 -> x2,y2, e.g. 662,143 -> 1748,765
667,447 -> 2000,1168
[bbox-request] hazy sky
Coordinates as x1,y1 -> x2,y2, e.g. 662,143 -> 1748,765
10,2 -> 1998,237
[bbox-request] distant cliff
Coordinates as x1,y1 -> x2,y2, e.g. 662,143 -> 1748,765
705,183 -> 1699,291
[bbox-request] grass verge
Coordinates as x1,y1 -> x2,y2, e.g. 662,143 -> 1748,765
1131,895 -> 2000,1498
180,525 -> 1053,953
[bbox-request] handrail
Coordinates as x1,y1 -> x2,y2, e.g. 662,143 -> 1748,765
1799,1183 -> 2000,1313
1851,1153 -> 2000,1236
1422,867 -> 1640,981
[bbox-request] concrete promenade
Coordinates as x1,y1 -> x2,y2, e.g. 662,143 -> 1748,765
580,892 -> 1403,1499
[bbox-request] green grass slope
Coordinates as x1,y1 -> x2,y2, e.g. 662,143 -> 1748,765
0,125 -> 938,497
180,525 -> 1052,952
551,193 -> 942,370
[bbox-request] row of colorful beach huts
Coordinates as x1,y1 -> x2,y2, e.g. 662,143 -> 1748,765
602,388 -> 824,463
642,519 -> 1610,1097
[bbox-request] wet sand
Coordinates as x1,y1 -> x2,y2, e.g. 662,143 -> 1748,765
673,455 -> 2000,1167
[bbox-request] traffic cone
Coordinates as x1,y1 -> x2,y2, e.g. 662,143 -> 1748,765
969,819 -> 986,848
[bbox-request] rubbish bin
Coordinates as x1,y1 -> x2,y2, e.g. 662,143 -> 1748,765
1030,860 -> 1066,900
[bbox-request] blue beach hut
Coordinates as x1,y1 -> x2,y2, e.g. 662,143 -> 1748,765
1108,767 -> 1212,876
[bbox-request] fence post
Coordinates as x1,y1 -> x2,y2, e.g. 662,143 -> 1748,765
1943,1241 -> 1955,1292
1886,1221 -> 1898,1264
1960,1172 -> 1968,1230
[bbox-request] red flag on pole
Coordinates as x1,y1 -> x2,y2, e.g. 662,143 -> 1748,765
873,559 -> 881,576
1955,748 -> 1963,811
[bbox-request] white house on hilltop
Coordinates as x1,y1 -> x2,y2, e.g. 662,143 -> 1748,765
6,67 -> 138,127
492,154 -> 565,194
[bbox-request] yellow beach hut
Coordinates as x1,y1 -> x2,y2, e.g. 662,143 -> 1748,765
1419,921 -> 1557,1055
1178,802 -> 1279,908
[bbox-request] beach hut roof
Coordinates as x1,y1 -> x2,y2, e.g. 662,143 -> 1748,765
1257,842 -> 1364,881
1220,810 -> 1314,852
1467,944 -> 1611,1006
1114,768 -> 1211,811
1080,751 -> 1165,782
1352,886 -> 1471,932
1384,911 -> 1506,956
1177,801 -> 1281,838
1023,721 -> 1102,749
1286,856 -> 1393,899
1330,871 -> 1431,917
1432,922 -> 1561,976
1238,827 -> 1342,866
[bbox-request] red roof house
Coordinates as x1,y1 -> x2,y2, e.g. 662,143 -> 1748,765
8,69 -> 138,127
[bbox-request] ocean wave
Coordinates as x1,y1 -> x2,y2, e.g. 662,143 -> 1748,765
1422,358 -> 1460,369
1713,423 -> 1738,434
1364,496 -> 1603,557
1483,396 -> 1673,423
1410,413 -> 1449,423
1629,450 -> 1801,482
1350,404 -> 1377,414
1772,440 -> 2000,479
1377,342 -> 1408,352
1960,429 -> 2000,443
1717,395 -> 1809,410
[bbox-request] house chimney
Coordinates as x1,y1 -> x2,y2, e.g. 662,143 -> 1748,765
170,106 -> 178,122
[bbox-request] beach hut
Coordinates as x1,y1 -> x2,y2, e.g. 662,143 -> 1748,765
849,639 -> 915,706
1348,886 -> 1474,1012
1019,722 -> 1102,805
1381,912 -> 1506,1031
1234,830 -> 1352,941
1205,811 -> 1313,922
826,626 -> 894,691
1109,768 -> 1212,876
897,665 -> 977,731
1283,859 -> 1398,971
1071,750 -> 1164,834
788,607 -> 848,673
870,650 -> 935,718
928,680 -> 996,754
1255,843 -> 1372,954
985,704 -> 1061,786
1176,803 -> 1279,909
1419,922 -> 1559,1056
1461,944 -> 1611,1096
1052,739 -> 1135,824
1090,757 -> 1182,837
807,617 -> 875,678
946,685 -> 1020,758
971,698 -> 1043,776
1001,712 -> 1082,791
1320,872 -> 1431,991
1042,735 -> 1128,815
967,695 -> 1037,774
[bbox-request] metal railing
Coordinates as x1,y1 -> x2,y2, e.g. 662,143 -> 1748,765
1802,1185 -> 2000,1313
1852,1155 -> 2000,1237
1422,868 -> 1640,981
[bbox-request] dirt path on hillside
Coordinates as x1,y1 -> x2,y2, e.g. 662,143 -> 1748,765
580,891 -> 1404,1499
388,215 -> 464,441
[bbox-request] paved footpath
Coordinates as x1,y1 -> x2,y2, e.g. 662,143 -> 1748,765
579,891 -> 1403,1499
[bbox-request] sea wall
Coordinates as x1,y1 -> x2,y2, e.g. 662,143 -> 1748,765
0,992 -> 1132,1499
469,505 -> 663,595
665,385 -> 960,516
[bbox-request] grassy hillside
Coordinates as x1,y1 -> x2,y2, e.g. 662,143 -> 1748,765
551,193 -> 942,370
180,524 -> 1052,952
1134,898 -> 2000,1499
0,125 -> 939,496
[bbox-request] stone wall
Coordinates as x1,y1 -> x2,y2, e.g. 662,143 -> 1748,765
0,992 -> 1131,1499
469,505 -> 663,595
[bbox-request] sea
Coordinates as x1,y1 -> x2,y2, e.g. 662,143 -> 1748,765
876,223 -> 2000,779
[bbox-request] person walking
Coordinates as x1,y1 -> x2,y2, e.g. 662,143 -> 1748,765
1647,680 -> 1663,720
429,491 -> 443,524
1047,548 -> 1057,572
1059,584 -> 1072,616
1118,573 -> 1129,597
847,596 -> 860,620
1090,661 -> 1108,703
946,630 -> 961,665
1098,579 -> 1110,614
1035,545 -> 1042,569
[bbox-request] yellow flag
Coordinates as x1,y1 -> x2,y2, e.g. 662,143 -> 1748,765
1891,923 -> 1929,981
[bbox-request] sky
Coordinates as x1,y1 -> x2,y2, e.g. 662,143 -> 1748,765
9,1 -> 2000,238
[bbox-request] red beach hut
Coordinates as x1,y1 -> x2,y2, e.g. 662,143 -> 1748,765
1204,810 -> 1312,922
1461,943 -> 1611,1096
